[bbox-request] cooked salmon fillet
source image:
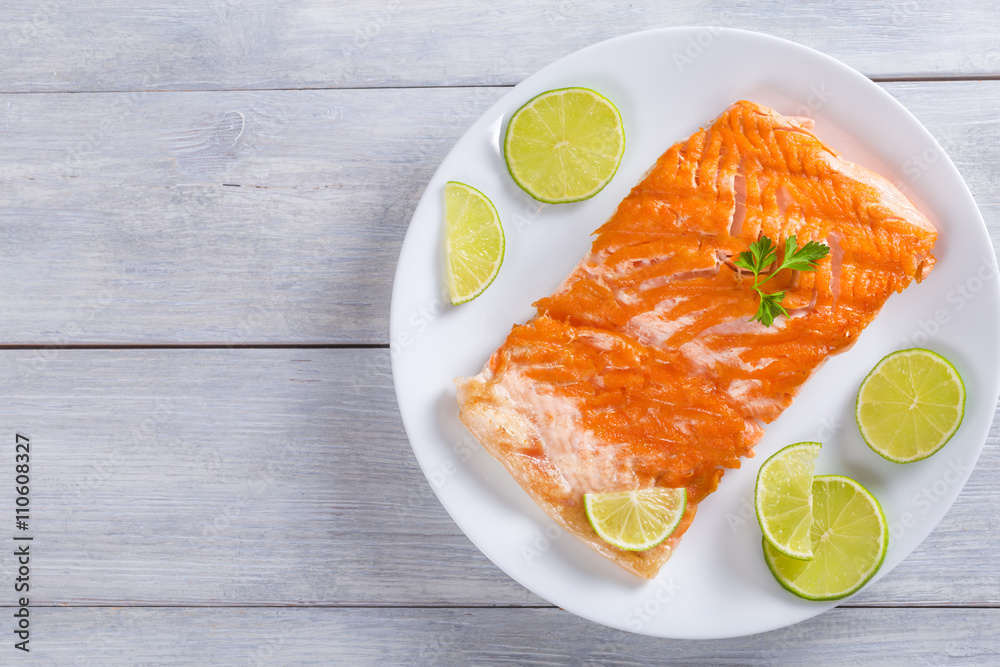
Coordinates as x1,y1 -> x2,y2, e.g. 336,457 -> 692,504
456,100 -> 937,578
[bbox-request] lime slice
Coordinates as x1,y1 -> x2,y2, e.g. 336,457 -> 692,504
856,348 -> 966,463
503,87 -> 625,204
584,487 -> 686,551
755,442 -> 821,560
763,475 -> 888,601
444,181 -> 505,305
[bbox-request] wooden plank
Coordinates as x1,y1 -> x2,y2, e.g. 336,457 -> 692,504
17,607 -> 1000,664
1,348 -> 997,606
1,81 -> 999,344
0,87 -> 505,344
0,347 -> 535,606
2,1 -> 1000,93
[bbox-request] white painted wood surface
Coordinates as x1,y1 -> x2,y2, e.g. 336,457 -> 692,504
17,608 -> 1000,665
0,2 -> 998,664
2,0 -> 1000,91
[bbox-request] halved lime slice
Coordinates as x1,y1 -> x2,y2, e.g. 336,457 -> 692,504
503,87 -> 625,204
763,475 -> 888,601
856,348 -> 966,463
444,181 -> 504,305
755,442 -> 821,560
584,487 -> 686,551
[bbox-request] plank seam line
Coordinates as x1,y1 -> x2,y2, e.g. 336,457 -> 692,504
0,85 -> 514,94
0,603 -> 996,609
870,75 -> 1000,82
0,343 -> 389,350
838,603 -> 1000,609
1,75 -> 999,95
0,604 -> 558,609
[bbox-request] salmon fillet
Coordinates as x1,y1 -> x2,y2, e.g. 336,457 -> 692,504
456,100 -> 937,578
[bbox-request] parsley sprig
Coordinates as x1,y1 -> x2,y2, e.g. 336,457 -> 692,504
734,235 -> 830,327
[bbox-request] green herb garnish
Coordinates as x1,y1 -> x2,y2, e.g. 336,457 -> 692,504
734,235 -> 830,327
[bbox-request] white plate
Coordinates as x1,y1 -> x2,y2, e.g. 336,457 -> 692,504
390,27 -> 1000,639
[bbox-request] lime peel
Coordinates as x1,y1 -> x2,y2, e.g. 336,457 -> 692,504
444,181 -> 505,305
763,475 -> 888,601
856,348 -> 966,463
584,487 -> 687,551
755,442 -> 821,560
503,87 -> 625,204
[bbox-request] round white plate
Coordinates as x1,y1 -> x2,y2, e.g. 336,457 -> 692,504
390,27 -> 1000,638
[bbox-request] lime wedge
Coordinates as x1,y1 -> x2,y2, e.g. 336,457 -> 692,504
444,181 -> 504,305
503,87 -> 625,204
763,475 -> 888,601
755,442 -> 821,560
584,487 -> 686,551
856,348 -> 966,463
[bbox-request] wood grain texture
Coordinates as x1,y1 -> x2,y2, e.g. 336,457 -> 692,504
1,82 -> 999,344
0,348 -> 996,607
0,86 -> 504,344
2,1 -> 1000,93
14,607 -> 1000,665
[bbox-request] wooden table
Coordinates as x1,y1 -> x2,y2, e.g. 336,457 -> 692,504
2,2 -> 998,663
